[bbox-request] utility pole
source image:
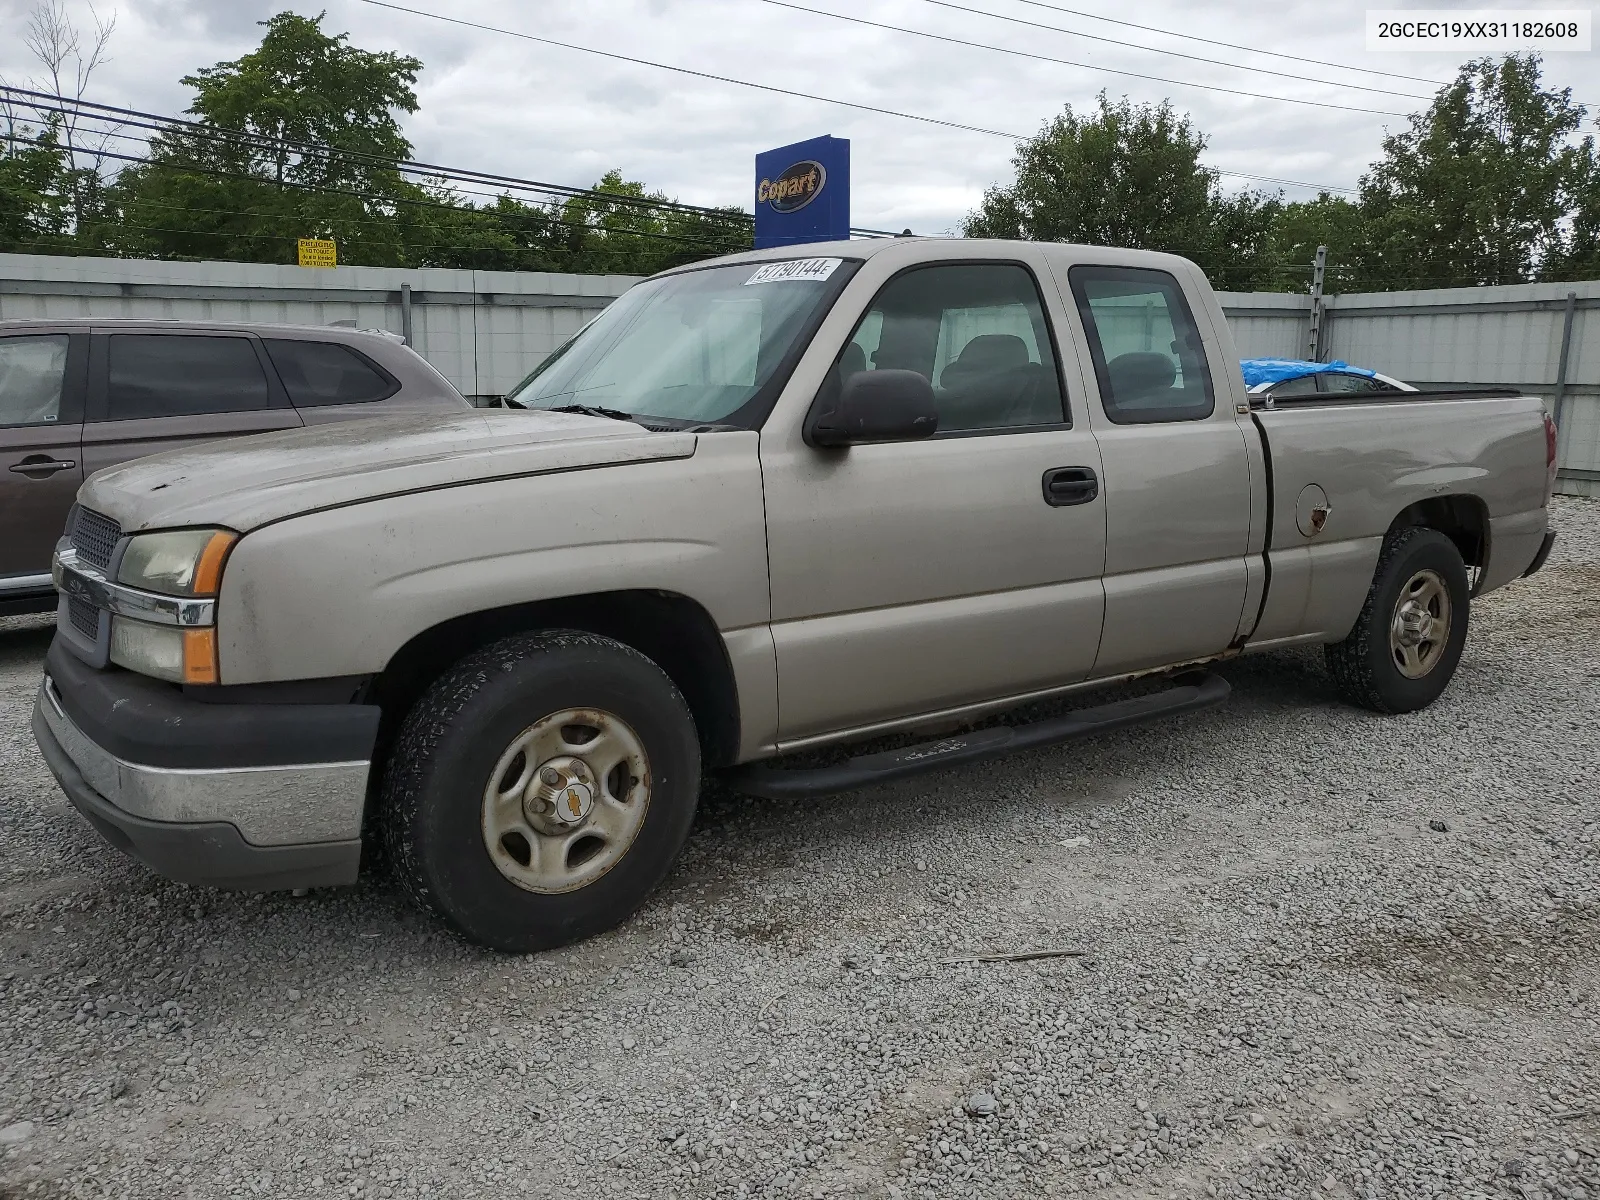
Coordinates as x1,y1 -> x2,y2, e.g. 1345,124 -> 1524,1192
1307,245 -> 1327,362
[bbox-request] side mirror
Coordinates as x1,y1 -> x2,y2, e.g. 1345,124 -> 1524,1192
806,369 -> 939,448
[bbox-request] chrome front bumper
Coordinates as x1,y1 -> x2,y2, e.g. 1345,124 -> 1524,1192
37,676 -> 370,846
34,676 -> 369,891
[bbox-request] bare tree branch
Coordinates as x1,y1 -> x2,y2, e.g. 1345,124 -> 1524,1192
19,0 -> 121,231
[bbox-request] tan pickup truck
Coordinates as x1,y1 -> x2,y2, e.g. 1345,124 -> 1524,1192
33,239 -> 1558,952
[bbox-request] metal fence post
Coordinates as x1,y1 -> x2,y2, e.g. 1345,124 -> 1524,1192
400,282 -> 414,347
1307,245 -> 1327,362
1549,291 -> 1579,479
1552,291 -> 1577,450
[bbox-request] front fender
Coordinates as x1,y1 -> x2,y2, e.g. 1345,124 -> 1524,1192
216,434 -> 769,684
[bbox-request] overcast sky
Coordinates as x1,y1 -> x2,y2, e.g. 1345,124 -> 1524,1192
1,0 -> 1595,235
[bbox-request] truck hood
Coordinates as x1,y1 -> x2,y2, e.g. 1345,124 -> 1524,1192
79,410 -> 698,534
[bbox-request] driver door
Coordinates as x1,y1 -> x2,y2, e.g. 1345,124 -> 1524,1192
759,253 -> 1107,745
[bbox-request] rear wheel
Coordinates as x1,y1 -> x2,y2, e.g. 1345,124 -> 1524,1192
1324,527 -> 1470,714
380,631 -> 700,952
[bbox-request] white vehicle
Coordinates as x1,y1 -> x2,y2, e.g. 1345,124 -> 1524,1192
1241,357 -> 1416,399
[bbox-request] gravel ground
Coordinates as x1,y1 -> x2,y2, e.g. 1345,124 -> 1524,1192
2,499 -> 1597,1200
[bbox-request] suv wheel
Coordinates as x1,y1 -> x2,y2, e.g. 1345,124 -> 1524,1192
1324,527 -> 1470,714
380,631 -> 700,952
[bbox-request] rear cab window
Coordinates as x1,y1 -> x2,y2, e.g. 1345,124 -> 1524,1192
104,334 -> 274,420
1068,265 -> 1214,424
264,339 -> 399,407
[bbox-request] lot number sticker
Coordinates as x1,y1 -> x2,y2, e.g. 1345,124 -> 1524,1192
744,258 -> 842,285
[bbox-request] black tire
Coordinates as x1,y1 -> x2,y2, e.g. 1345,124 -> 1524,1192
379,630 -> 700,952
1324,527 -> 1470,714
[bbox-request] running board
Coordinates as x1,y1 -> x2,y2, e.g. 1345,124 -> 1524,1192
727,672 -> 1231,799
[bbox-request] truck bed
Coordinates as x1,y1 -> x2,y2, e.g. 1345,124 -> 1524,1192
1260,386 -> 1523,409
1246,389 -> 1552,649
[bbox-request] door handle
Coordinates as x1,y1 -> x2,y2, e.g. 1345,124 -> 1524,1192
1042,466 -> 1098,507
9,455 -> 77,478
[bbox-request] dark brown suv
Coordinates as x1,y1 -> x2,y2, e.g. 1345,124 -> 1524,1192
0,319 -> 471,614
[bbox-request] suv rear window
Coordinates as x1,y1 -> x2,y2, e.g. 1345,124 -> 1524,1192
264,339 -> 398,407
106,335 -> 272,420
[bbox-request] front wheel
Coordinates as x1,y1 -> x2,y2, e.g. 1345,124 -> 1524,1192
1324,527 -> 1470,714
380,631 -> 700,952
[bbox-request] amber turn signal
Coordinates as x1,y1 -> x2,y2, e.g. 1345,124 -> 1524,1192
192,531 -> 237,596
182,628 -> 219,685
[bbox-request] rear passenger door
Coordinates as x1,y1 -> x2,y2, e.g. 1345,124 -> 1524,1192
81,331 -> 302,476
1061,264 -> 1255,675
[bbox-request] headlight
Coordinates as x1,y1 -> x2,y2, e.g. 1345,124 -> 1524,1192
109,528 -> 235,684
116,528 -> 236,596
110,618 -> 191,681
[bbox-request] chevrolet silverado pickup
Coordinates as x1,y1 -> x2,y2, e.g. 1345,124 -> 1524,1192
32,239 -> 1559,952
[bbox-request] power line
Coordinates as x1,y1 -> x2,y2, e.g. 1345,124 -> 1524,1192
756,0 -> 1410,116
1003,0 -> 1457,88
0,131 -> 751,249
27,120 -> 755,226
1,84 -> 904,238
7,94 -> 736,220
1,85 -> 750,223
354,0 -> 1362,195
1000,0 -> 1598,111
4,83 -> 1359,204
909,0 -> 1434,102
356,0 -> 1026,139
0,132 -> 756,256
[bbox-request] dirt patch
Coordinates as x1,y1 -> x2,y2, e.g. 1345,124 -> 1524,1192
1319,900 -> 1600,1001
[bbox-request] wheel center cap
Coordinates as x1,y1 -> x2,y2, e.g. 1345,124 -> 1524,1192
554,780 -> 593,824
1396,602 -> 1432,645
524,756 -> 596,827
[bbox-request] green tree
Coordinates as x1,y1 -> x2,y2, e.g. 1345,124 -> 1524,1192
1262,194 -> 1368,292
109,11 -> 439,265
0,115 -> 73,251
545,171 -> 750,275
1357,54 -> 1595,288
0,1 -> 119,254
102,12 -> 750,273
964,93 -> 1280,289
1544,133 -> 1600,281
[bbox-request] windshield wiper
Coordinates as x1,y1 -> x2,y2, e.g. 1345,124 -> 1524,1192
544,403 -> 637,422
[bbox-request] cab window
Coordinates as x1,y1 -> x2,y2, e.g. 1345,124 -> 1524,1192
831,262 -> 1067,432
1068,265 -> 1214,424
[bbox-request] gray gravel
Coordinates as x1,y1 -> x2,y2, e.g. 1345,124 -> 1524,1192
3,498 -> 1598,1200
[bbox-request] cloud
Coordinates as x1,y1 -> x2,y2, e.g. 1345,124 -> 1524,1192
2,0 -> 1594,234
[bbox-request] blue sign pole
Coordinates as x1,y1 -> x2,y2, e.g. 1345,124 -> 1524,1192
754,135 -> 850,250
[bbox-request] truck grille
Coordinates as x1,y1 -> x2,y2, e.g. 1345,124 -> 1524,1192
71,509 -> 121,571
67,595 -> 99,639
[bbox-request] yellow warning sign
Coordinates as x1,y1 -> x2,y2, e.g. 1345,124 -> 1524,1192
297,238 -> 337,268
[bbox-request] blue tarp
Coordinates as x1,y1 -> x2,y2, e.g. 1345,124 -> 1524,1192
1240,358 -> 1377,387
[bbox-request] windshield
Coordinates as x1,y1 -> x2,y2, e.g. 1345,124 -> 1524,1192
506,258 -> 854,426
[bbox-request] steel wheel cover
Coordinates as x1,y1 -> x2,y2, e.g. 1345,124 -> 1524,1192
480,707 -> 651,894
1389,568 -> 1452,680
